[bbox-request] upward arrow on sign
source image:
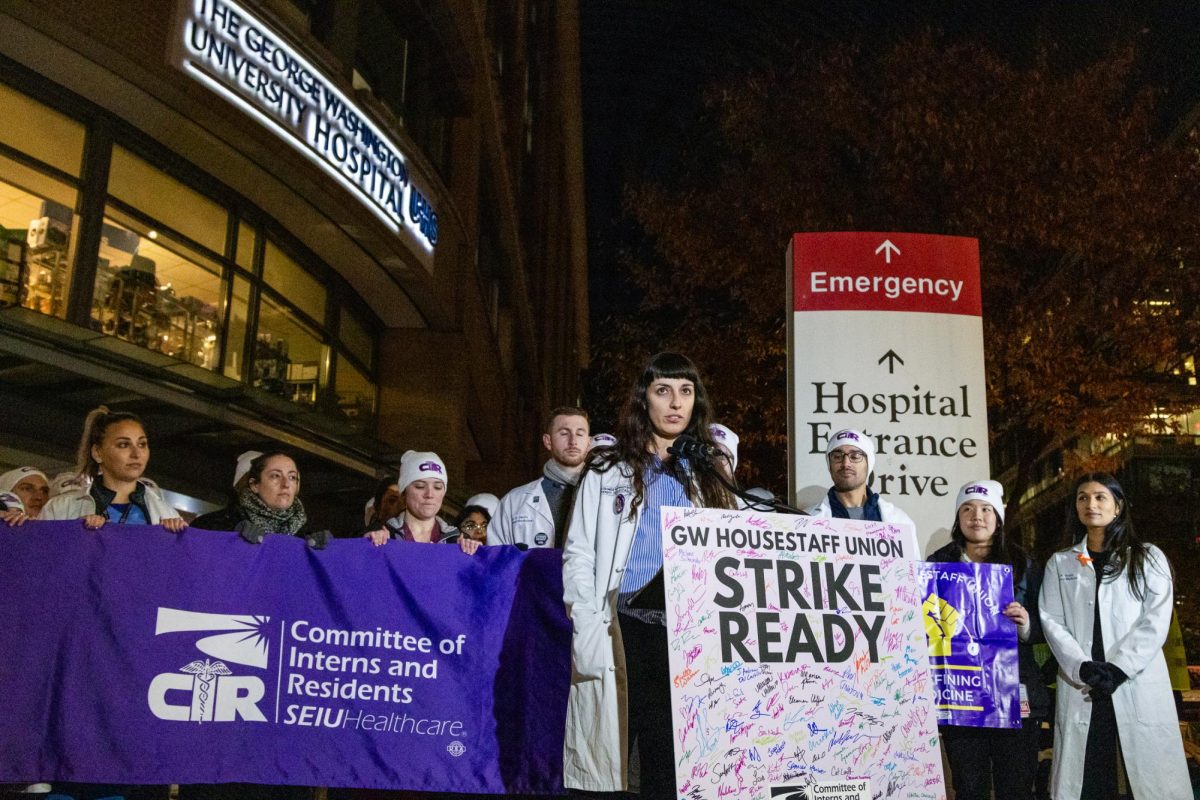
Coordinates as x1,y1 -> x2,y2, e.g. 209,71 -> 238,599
879,349 -> 904,373
875,239 -> 901,263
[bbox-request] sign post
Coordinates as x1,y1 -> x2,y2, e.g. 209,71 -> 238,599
787,232 -> 989,554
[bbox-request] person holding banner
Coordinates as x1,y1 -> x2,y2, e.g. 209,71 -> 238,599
364,450 -> 481,554
191,451 -> 316,542
1040,473 -> 1189,800
929,479 -> 1046,800
561,352 -> 734,797
40,406 -> 186,531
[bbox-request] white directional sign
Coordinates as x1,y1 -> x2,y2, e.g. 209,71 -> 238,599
787,232 -> 990,555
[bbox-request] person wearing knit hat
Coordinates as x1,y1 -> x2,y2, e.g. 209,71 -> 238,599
927,480 -> 1046,800
708,423 -> 739,478
232,450 -> 263,489
455,493 -> 500,544
364,451 -> 479,554
491,405 -> 591,549
804,428 -> 917,555
591,433 -> 617,448
0,466 -> 49,518
465,492 -> 500,518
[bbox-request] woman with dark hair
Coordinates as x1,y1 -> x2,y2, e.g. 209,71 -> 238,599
561,352 -> 734,797
453,503 -> 492,543
1039,472 -> 1188,799
361,472 -> 403,531
192,451 -> 311,539
41,406 -> 185,531
928,480 -> 1046,799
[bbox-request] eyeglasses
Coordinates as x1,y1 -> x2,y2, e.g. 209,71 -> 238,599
828,450 -> 866,464
459,521 -> 489,533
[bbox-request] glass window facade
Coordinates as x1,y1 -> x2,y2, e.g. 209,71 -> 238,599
0,80 -> 379,430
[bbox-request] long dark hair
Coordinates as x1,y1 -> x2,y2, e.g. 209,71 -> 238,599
1065,472 -> 1160,600
589,352 -> 734,516
948,513 -> 1026,584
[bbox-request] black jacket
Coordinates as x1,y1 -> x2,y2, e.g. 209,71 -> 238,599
192,502 -> 311,537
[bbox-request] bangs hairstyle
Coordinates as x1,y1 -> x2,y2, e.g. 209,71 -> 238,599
75,406 -> 146,480
948,513 -> 1026,583
590,352 -> 734,516
1065,472 -> 1163,601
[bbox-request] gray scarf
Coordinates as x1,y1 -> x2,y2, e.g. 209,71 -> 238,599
543,458 -> 582,487
238,488 -> 308,536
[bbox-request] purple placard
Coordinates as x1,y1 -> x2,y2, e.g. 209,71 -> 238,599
918,561 -> 1020,728
0,521 -> 569,792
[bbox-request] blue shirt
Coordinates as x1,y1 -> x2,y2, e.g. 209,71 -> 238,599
106,502 -> 148,525
618,457 -> 692,625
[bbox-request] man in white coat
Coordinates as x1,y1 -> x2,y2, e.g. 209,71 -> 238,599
805,428 -> 919,556
490,406 -> 590,548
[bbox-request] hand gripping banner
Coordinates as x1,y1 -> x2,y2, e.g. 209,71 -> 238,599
917,561 -> 1020,728
0,522 -> 570,793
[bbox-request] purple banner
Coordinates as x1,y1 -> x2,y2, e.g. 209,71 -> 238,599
0,521 -> 570,793
918,561 -> 1020,729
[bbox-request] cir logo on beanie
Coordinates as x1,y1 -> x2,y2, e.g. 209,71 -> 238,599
955,479 -> 1005,522
399,450 -> 447,491
825,429 -> 876,475
708,424 -> 740,469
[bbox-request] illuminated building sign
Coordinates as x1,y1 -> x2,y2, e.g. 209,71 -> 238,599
171,0 -> 438,258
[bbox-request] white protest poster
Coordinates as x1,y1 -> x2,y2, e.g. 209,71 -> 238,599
786,232 -> 989,556
662,506 -> 945,800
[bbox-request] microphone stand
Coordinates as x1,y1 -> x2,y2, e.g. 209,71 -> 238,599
667,437 -> 806,515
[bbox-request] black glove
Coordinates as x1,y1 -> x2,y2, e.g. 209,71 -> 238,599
305,529 -> 331,550
1079,661 -> 1127,700
234,519 -> 266,545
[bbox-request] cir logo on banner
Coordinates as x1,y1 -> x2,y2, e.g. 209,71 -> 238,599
147,607 -> 271,723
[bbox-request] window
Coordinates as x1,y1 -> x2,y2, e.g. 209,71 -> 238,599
0,83 -> 85,175
108,146 -> 227,255
0,76 -> 380,428
255,293 -> 329,405
92,208 -> 226,368
0,157 -> 78,317
263,241 -> 325,325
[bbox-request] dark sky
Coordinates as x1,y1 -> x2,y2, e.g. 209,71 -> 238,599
577,0 -> 1200,323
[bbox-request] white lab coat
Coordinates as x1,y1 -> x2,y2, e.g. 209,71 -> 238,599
41,481 -> 179,523
805,492 -> 920,558
1039,540 -> 1189,800
561,462 -> 641,791
490,477 -> 556,548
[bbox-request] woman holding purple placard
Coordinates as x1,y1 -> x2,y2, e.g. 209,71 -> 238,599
1039,473 -> 1188,800
929,479 -> 1046,800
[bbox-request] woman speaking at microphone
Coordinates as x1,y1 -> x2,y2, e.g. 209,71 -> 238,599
561,352 -> 734,798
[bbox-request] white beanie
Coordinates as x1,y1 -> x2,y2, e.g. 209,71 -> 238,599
0,491 -> 23,511
708,424 -> 739,469
0,466 -> 47,494
465,492 -> 500,517
233,450 -> 263,488
955,479 -> 1005,523
591,433 -> 617,448
49,471 -> 88,497
398,450 -> 447,491
825,429 -> 875,475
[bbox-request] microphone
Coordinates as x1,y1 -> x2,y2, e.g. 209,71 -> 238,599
667,434 -> 720,464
